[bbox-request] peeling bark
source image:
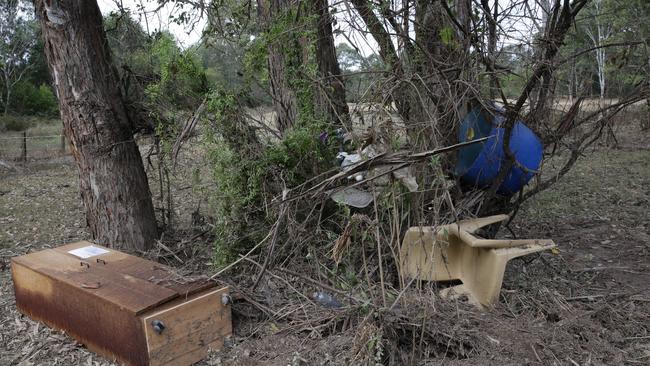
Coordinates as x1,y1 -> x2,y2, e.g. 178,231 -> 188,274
33,0 -> 158,250
257,0 -> 299,134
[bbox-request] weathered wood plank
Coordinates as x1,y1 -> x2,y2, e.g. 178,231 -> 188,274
55,242 -> 216,298
142,287 -> 232,366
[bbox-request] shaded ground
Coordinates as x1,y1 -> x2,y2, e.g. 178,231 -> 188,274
1,122 -> 649,365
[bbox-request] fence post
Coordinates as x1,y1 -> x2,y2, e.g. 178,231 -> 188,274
60,131 -> 66,154
21,131 -> 27,162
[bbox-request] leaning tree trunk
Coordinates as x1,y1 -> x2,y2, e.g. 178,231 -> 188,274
258,0 -> 350,133
33,0 -> 158,250
410,1 -> 463,150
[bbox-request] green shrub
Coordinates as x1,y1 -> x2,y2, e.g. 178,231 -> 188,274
34,84 -> 59,116
205,88 -> 338,266
10,82 -> 59,117
145,33 -> 208,110
0,115 -> 31,131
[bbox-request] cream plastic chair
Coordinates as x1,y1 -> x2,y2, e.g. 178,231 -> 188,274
400,215 -> 556,307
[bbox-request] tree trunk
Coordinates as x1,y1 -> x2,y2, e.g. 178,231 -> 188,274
33,0 -> 158,250
258,0 -> 349,133
3,70 -> 11,115
349,0 -> 466,149
257,0 -> 299,134
409,0 -> 460,150
4,82 -> 10,116
349,0 -> 409,123
481,0 -> 499,100
644,97 -> 650,131
312,0 -> 351,130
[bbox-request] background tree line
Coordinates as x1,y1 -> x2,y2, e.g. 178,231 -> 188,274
3,1 -> 649,129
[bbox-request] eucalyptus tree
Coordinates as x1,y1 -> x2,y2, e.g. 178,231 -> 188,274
583,0 -> 613,104
255,0 -> 351,133
0,0 -> 36,115
33,0 -> 158,250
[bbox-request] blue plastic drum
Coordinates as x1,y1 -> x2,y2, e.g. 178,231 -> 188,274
456,107 -> 543,195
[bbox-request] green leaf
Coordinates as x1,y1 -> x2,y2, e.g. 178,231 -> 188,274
440,26 -> 455,47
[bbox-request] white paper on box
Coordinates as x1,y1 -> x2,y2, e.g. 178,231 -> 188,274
67,245 -> 110,259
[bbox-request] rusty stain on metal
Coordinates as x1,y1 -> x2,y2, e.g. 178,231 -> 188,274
12,261 -> 150,365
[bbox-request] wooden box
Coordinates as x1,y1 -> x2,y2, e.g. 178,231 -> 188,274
11,241 -> 232,366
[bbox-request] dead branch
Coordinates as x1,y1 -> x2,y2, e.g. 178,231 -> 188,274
171,98 -> 206,166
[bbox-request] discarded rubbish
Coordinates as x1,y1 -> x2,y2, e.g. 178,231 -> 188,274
312,291 -> 342,309
456,107 -> 543,195
392,166 -> 418,192
331,144 -> 420,208
330,187 -> 374,208
400,215 -> 556,307
337,151 -> 364,181
11,241 -> 232,366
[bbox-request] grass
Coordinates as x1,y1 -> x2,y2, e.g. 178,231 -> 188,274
520,149 -> 650,223
0,117 -> 64,160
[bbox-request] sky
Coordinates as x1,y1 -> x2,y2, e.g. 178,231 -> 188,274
96,0 -> 386,54
97,0 -> 205,49
97,0 -> 540,55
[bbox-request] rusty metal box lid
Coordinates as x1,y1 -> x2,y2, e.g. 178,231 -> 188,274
11,241 -> 215,315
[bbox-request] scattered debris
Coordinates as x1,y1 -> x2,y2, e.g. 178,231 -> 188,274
312,292 -> 342,309
2,125 -> 649,365
330,187 -> 373,208
330,144 -> 421,207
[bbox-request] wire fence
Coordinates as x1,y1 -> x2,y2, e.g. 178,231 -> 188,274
0,131 -> 69,161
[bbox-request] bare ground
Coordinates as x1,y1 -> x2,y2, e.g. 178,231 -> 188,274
1,122 -> 649,365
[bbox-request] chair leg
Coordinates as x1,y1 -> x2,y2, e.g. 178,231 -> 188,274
443,242 -> 556,307
454,215 -> 510,234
